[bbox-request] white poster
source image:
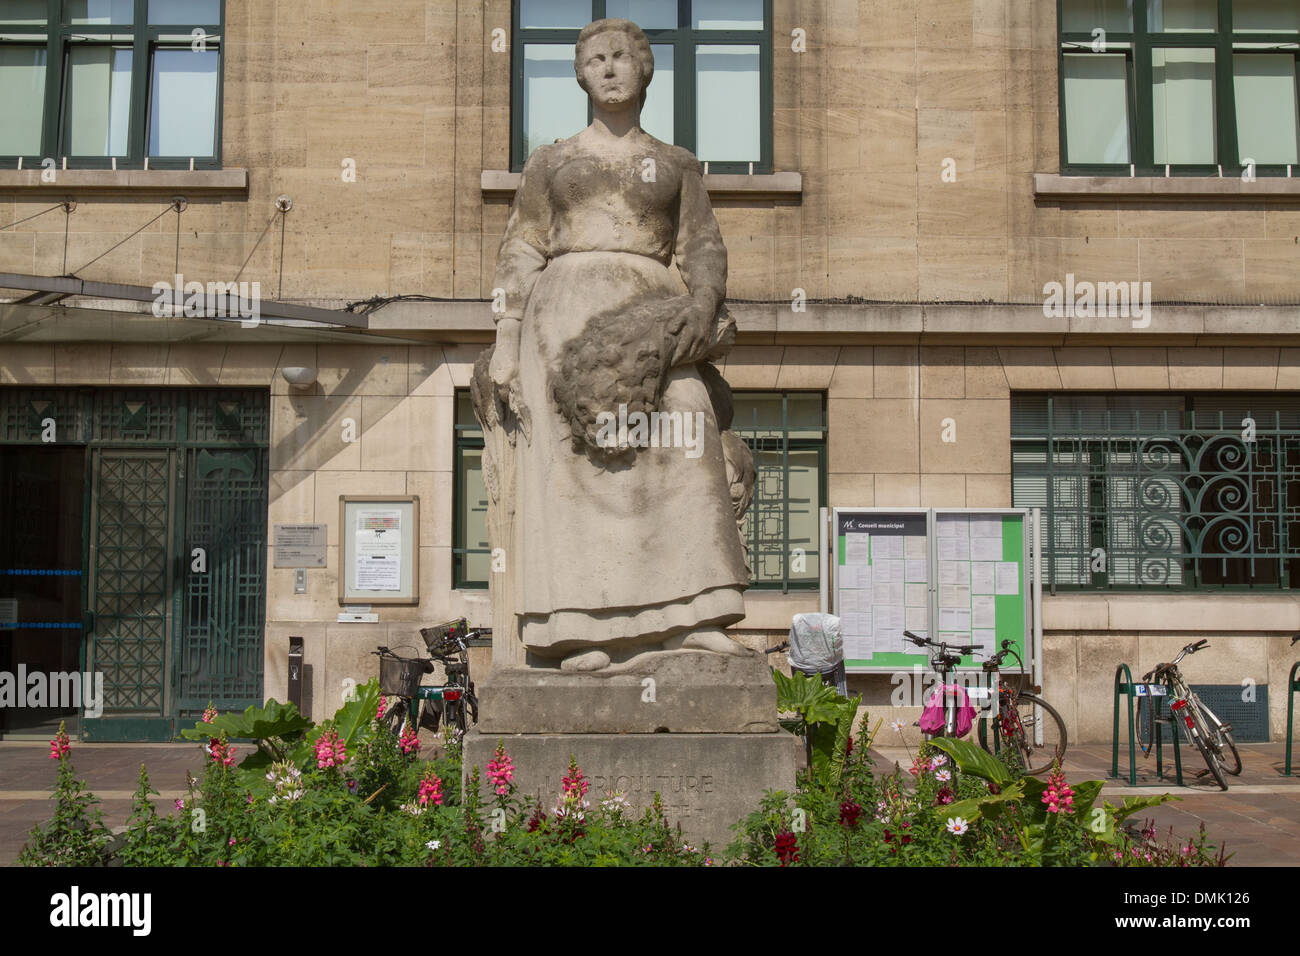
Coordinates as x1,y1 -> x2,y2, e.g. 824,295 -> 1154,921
995,561 -> 1021,595
354,509 -> 402,590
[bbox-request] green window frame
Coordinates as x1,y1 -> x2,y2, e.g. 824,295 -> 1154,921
1059,0 -> 1300,176
451,388 -> 826,591
0,0 -> 224,169
1012,392 -> 1300,591
510,0 -> 773,173
732,391 -> 826,592
453,391 -> 488,590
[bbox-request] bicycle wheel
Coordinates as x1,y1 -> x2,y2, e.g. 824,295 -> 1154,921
1192,695 -> 1242,776
384,698 -> 408,737
1013,694 -> 1068,775
1134,692 -> 1156,757
1184,709 -> 1229,790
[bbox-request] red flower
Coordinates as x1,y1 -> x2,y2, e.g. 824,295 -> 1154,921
846,734 -> 853,756
838,799 -> 863,828
935,786 -> 954,806
774,829 -> 799,866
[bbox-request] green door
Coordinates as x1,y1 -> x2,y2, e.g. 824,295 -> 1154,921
84,448 -> 177,741
177,448 -> 268,712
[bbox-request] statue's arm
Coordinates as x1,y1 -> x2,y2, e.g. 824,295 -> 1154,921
490,148 -> 553,387
671,152 -> 734,365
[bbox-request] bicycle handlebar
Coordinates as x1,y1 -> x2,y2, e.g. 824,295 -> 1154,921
765,641 -> 790,655
903,630 -> 984,657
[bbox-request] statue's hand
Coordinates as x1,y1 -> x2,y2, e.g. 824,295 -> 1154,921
490,318 -> 521,387
706,304 -> 737,361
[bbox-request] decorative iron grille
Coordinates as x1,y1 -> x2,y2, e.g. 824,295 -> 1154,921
1012,395 -> 1300,590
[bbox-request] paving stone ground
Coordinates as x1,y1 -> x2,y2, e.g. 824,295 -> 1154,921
1,739 -> 1297,866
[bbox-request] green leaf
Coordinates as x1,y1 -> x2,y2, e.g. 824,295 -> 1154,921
938,783 -> 1024,824
179,698 -> 313,743
308,678 -> 381,757
927,738 -> 1014,787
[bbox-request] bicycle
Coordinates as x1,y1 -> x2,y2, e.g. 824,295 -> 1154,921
975,639 -> 1067,775
902,630 -> 982,740
373,618 -> 484,746
1135,639 -> 1241,791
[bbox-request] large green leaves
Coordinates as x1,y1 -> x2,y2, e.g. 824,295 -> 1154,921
179,698 -> 313,744
772,670 -> 861,791
927,738 -> 1015,787
773,669 -> 844,725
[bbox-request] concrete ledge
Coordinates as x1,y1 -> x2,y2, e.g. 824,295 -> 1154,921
1035,172 -> 1300,203
1044,592 -> 1300,633
482,168 -> 802,201
0,168 -> 249,200
362,299 -> 1300,342
475,652 -> 780,734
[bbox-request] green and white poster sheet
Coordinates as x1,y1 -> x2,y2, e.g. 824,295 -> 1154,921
833,508 -> 1030,672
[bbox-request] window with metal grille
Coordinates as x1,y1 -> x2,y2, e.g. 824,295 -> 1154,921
453,391 -> 488,590
1012,393 -> 1300,590
451,388 -> 826,590
511,0 -> 772,173
732,391 -> 825,591
0,0 -> 224,168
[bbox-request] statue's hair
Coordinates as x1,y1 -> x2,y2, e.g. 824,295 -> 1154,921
574,18 -> 654,108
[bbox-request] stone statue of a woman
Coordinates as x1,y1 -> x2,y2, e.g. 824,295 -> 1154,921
473,17 -> 754,673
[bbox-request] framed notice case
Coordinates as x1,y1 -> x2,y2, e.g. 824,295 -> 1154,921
338,496 -> 420,605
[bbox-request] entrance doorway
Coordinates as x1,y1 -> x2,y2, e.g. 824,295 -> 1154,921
0,446 -> 86,736
0,387 -> 270,741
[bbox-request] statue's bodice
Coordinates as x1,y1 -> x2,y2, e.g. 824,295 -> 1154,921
536,135 -> 692,266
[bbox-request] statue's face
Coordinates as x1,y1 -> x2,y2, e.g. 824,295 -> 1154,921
578,31 -> 643,110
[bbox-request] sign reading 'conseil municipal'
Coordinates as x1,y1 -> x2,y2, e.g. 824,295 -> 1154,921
836,513 -> 926,537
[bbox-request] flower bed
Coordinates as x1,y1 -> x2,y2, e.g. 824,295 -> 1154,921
18,681 -> 1229,868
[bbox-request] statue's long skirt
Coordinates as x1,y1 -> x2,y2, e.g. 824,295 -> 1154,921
512,250 -> 748,656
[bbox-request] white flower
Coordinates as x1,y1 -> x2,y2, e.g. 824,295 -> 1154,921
946,816 -> 969,836
935,769 -> 952,783
930,754 -> 948,768
426,839 -> 441,851
889,720 -> 906,733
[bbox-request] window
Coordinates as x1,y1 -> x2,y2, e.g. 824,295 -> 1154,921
1059,0 -> 1300,175
1012,393 -> 1300,590
0,0 -> 223,167
452,388 -> 826,591
454,391 -> 489,589
511,0 -> 771,172
733,392 -> 826,591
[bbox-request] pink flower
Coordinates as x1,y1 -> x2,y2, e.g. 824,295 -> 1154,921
418,770 -> 444,807
1041,767 -> 1074,815
486,742 -> 515,796
208,737 -> 237,767
202,703 -> 217,724
398,724 -> 420,756
48,725 -> 71,761
174,798 -> 185,812
376,696 -> 387,721
561,757 -> 589,800
315,730 -> 346,769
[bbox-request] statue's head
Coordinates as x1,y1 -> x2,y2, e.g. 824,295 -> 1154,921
574,18 -> 654,111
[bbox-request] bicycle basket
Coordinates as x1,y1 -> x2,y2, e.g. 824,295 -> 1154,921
421,618 -> 467,653
378,652 -> 424,698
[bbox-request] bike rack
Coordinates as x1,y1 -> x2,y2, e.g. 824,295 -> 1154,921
1112,663 -> 1185,787
1286,659 -> 1300,777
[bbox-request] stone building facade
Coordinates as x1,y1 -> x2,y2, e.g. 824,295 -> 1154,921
2,0 -> 1298,743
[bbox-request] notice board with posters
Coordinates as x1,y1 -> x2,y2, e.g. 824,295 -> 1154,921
832,508 -> 1031,673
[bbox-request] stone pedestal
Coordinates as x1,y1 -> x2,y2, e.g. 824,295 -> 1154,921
464,649 -> 798,848
464,729 -> 798,850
